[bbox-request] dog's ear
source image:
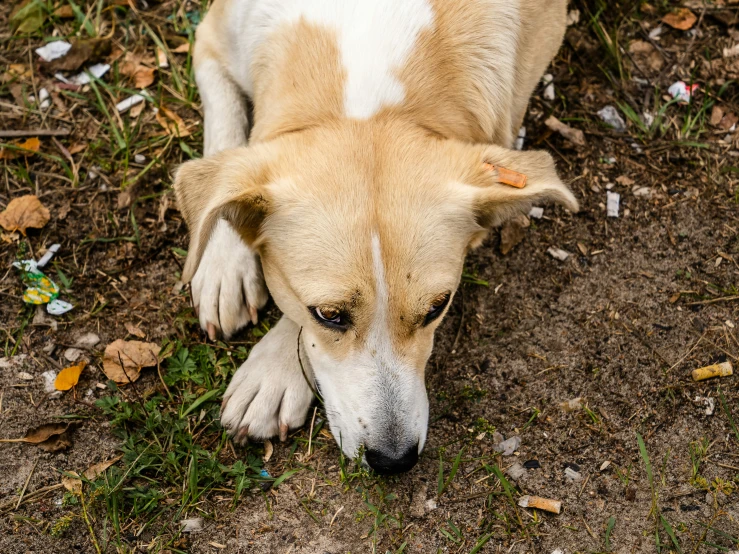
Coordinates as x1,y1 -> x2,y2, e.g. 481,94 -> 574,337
460,144 -> 578,246
174,145 -> 278,282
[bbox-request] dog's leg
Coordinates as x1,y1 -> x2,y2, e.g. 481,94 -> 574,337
220,316 -> 314,441
190,52 -> 268,339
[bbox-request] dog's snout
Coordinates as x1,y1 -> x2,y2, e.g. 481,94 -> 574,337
365,442 -> 419,475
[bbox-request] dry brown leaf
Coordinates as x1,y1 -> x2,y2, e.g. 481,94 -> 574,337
120,52 -> 157,89
662,8 -> 697,31
719,111 -> 738,131
1,63 -> 32,83
172,43 -> 191,54
500,214 -> 530,255
156,106 -> 191,137
125,322 -> 146,338
0,137 -> 40,160
0,194 -> 50,236
46,38 -> 111,72
616,175 -> 634,186
0,422 -> 73,452
62,455 -> 122,494
628,40 -> 664,72
544,115 -> 586,146
102,339 -> 162,384
53,5 -> 75,18
55,360 -> 86,391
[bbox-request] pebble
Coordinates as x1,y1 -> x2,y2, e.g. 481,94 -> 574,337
597,105 -> 627,132
600,461 -> 611,471
75,332 -> 101,349
565,467 -> 582,481
547,247 -> 570,261
180,518 -> 203,533
17,372 -> 34,380
494,436 -> 521,456
506,462 -> 526,480
64,348 -> 84,363
409,482 -> 429,518
134,154 -> 146,164
528,206 -> 544,219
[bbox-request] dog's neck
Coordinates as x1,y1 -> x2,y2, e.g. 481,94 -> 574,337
247,5 -> 515,146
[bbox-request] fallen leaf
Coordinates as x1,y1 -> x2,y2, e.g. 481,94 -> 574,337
628,40 -> 664,72
719,112 -> 738,131
52,5 -> 75,18
10,0 -> 47,33
615,175 -> 634,186
46,38 -> 112,72
500,215 -> 530,255
125,322 -> 146,338
120,52 -> 157,88
710,106 -> 725,126
102,339 -> 163,384
0,422 -> 73,452
544,115 -> 586,146
0,137 -> 40,160
156,106 -> 191,137
62,456 -> 122,494
0,194 -> 50,236
662,8 -> 697,31
172,43 -> 191,54
55,360 -> 87,391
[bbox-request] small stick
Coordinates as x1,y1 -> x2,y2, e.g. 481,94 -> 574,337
0,129 -> 71,138
16,457 -> 39,510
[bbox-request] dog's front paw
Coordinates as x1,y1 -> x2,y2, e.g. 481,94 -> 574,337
191,219 -> 269,339
220,317 -> 313,442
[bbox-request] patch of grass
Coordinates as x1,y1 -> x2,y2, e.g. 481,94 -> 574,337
438,446 -> 465,497
83,342 -> 266,552
604,515 -> 616,551
718,387 -> 739,444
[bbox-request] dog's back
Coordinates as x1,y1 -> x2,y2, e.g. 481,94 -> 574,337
195,0 -> 566,146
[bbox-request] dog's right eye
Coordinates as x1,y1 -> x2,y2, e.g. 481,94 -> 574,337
310,306 -> 349,330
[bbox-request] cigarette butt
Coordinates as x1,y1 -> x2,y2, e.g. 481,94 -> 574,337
518,495 -> 562,514
483,163 -> 527,188
692,361 -> 733,381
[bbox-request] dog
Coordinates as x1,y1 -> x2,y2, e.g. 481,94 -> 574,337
174,0 -> 578,475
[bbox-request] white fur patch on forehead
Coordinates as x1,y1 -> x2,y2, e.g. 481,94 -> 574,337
284,0 -> 434,118
371,233 -> 388,309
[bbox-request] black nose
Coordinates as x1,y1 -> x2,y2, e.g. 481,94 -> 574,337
365,443 -> 419,475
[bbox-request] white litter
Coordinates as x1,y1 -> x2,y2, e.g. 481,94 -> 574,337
134,154 -> 146,163
514,126 -> 526,151
116,92 -> 147,114
600,461 -> 611,471
41,370 -> 60,396
62,63 -> 110,86
668,81 -> 699,104
35,40 -> 72,62
565,467 -> 582,481
18,372 -> 34,380
607,191 -> 620,218
542,74 -> 555,101
37,243 -> 60,268
597,105 -> 627,132
648,25 -> 663,40
47,299 -> 73,315
566,9 -> 580,26
724,44 -> 739,58
180,518 -> 203,533
695,396 -> 716,416
547,247 -> 570,261
38,88 -> 50,109
528,206 -> 544,219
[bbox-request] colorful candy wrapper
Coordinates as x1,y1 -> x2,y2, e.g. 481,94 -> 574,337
13,258 -> 73,315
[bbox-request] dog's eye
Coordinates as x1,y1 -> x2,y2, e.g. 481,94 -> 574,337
310,306 -> 348,330
423,293 -> 451,326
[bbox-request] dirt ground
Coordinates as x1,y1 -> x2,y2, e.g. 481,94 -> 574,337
1,1 -> 738,553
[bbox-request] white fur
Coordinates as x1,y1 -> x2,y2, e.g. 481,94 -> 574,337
302,235 -> 428,458
226,0 -> 434,118
191,219 -> 269,338
221,316 -> 314,439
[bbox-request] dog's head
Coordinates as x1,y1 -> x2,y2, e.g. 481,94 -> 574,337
175,119 -> 577,473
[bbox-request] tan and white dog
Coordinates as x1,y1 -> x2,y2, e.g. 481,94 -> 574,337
174,0 -> 577,474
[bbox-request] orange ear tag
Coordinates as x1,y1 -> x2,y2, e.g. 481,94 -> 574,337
483,163 -> 527,188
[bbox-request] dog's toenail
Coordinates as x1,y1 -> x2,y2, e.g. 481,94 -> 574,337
279,423 -> 288,442
207,322 -> 217,341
